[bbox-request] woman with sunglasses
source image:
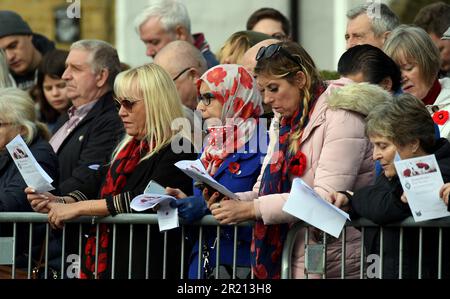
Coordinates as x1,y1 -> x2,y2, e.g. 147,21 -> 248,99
26,64 -> 197,279
166,64 -> 265,278
206,42 -> 392,279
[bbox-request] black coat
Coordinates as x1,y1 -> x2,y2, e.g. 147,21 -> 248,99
65,138 -> 197,279
53,91 -> 124,194
351,138 -> 450,279
0,135 -> 59,212
0,135 -> 59,265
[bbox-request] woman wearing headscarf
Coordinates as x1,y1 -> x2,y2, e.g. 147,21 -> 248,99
167,64 -> 265,278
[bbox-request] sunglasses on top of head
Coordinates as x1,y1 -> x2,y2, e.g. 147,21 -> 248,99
256,44 -> 303,69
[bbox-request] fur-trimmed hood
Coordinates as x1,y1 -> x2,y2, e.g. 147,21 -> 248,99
327,81 -> 393,117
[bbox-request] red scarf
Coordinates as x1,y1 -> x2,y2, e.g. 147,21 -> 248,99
80,139 -> 149,279
422,79 -> 442,106
253,82 -> 326,279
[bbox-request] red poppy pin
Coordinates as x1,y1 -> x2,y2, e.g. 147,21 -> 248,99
228,162 -> 240,174
433,110 -> 449,126
289,151 -> 307,177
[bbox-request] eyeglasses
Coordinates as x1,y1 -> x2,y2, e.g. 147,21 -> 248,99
198,92 -> 215,106
114,97 -> 142,111
172,67 -> 192,81
256,44 -> 303,69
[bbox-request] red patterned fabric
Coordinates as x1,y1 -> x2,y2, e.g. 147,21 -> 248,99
252,82 -> 327,279
80,139 -> 149,279
198,65 -> 263,176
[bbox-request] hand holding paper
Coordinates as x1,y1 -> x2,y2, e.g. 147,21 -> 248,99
131,180 -> 179,231
394,154 -> 450,222
174,160 -> 237,199
283,178 -> 350,238
6,135 -> 54,192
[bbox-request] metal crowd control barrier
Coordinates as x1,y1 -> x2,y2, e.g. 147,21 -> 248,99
0,213 -> 254,279
281,216 -> 450,279
2,213 -> 450,279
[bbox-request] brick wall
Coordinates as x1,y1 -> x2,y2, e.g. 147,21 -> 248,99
0,0 -> 115,49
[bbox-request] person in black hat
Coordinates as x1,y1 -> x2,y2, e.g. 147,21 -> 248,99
0,10 -> 55,90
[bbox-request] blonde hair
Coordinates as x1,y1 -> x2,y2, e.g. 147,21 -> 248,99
217,31 -> 272,65
383,25 -> 441,86
112,63 -> 185,161
0,88 -> 50,143
254,41 -> 323,153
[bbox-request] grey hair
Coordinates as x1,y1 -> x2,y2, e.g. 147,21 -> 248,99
383,25 -> 441,86
0,49 -> 13,88
366,93 -> 435,153
70,40 -> 121,89
347,3 -> 400,36
0,88 -> 50,143
134,0 -> 191,34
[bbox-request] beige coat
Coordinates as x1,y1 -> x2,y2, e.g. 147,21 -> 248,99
238,79 -> 392,278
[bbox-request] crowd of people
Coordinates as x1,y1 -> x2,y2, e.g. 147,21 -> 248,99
1,0 -> 450,279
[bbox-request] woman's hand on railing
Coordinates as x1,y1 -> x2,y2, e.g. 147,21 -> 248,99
47,202 -> 82,230
210,200 -> 255,225
25,187 -> 58,214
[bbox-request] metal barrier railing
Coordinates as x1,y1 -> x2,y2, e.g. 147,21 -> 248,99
2,213 -> 450,279
0,213 -> 254,279
281,216 -> 450,279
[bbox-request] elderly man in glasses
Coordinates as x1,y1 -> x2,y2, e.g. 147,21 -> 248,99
50,40 -> 124,194
154,40 -> 206,145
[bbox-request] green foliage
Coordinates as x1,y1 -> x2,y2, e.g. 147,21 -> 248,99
319,70 -> 340,81
390,0 -> 450,24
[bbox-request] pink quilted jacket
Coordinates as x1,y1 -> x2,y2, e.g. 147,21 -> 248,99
238,79 -> 392,278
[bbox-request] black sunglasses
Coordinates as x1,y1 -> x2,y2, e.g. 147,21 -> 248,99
256,44 -> 303,69
198,92 -> 215,106
173,67 -> 192,81
114,97 -> 141,111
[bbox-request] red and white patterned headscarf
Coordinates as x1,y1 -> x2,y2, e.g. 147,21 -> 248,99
198,64 -> 263,176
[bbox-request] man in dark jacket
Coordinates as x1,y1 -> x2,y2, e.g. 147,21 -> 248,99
50,40 -> 124,194
0,10 -> 55,90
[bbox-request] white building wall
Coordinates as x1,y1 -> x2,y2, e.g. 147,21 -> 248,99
116,0 -> 392,71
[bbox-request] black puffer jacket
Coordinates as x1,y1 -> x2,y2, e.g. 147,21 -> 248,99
351,138 -> 450,279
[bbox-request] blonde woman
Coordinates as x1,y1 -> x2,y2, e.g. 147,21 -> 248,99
26,64 -> 197,278
207,42 -> 392,279
216,30 -> 272,64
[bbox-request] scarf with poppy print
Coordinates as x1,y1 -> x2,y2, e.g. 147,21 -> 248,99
198,65 -> 263,176
252,82 -> 327,279
80,138 -> 149,279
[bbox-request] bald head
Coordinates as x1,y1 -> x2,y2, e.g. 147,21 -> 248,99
241,38 -> 280,75
154,40 -> 206,110
154,40 -> 207,77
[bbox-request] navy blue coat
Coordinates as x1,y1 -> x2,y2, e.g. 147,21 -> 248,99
0,135 -> 59,212
187,132 -> 266,278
